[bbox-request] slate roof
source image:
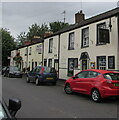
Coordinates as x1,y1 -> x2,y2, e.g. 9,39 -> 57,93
44,7 -> 119,39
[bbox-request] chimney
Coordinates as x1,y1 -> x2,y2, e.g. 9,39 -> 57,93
75,10 -> 85,24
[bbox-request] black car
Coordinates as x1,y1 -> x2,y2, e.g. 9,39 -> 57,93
0,98 -> 21,119
26,66 -> 58,85
3,66 -> 22,78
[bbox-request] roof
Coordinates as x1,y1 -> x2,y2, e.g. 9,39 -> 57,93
44,7 -> 119,39
15,7 -> 119,50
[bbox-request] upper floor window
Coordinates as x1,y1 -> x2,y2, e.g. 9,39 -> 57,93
97,22 -> 110,45
81,27 -> 89,48
29,47 -> 32,55
49,38 -> 53,53
68,32 -> 75,50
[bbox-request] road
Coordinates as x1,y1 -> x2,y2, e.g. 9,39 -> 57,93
2,75 -> 119,119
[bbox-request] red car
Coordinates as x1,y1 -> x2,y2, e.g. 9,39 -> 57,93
64,69 -> 119,102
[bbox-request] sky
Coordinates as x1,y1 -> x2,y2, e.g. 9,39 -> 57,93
1,0 -> 119,39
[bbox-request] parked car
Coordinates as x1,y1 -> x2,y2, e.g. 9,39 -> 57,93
26,66 -> 58,85
0,98 -> 21,119
64,69 -> 119,102
3,66 -> 22,78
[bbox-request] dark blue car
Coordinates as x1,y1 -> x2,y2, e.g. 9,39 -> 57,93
26,66 -> 58,85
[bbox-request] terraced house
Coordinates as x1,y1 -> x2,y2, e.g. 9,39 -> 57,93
10,7 -> 119,80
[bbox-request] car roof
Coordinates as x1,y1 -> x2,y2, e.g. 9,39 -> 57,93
83,69 -> 117,74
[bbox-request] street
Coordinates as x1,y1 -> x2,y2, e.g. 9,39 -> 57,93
2,75 -> 119,118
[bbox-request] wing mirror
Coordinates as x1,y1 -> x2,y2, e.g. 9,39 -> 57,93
72,76 -> 76,80
8,98 -> 21,117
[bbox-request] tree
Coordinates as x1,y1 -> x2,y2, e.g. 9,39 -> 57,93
1,28 -> 16,66
49,21 -> 69,33
17,32 -> 27,46
27,23 -> 49,41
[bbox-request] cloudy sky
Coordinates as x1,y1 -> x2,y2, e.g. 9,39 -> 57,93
1,0 -> 119,39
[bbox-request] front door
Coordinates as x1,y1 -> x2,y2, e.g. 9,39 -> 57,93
82,60 -> 87,70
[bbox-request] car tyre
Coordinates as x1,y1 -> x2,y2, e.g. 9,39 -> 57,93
35,78 -> 39,86
64,83 -> 73,94
8,73 -> 11,78
3,73 -> 6,77
26,76 -> 30,83
52,82 -> 56,86
91,89 -> 101,102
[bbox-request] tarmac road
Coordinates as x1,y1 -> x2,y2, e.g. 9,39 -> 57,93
2,76 -> 119,119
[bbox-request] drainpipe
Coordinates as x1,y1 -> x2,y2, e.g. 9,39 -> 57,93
42,40 -> 44,66
58,34 -> 61,79
117,14 -> 119,70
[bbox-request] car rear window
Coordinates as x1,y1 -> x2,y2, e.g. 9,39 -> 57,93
44,67 -> 56,73
103,73 -> 119,80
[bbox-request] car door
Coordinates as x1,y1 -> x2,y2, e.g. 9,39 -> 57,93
28,67 -> 37,82
71,71 -> 89,93
78,71 -> 100,94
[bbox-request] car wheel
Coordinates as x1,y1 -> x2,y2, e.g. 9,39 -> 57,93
3,73 -> 6,77
26,76 -> 30,83
35,78 -> 39,86
52,82 -> 56,85
91,89 -> 101,102
64,83 -> 73,94
8,73 -> 11,78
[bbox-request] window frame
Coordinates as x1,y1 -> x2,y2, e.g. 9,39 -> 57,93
49,38 -> 53,53
81,27 -> 89,48
68,32 -> 75,50
97,22 -> 110,45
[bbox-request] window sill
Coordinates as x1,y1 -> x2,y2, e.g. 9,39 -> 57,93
68,48 -> 74,50
96,43 -> 106,46
81,46 -> 89,48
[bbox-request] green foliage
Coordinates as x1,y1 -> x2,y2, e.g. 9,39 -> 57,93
49,21 -> 69,33
27,23 -> 49,41
13,56 -> 22,63
17,32 -> 27,46
16,21 -> 70,45
1,28 -> 16,66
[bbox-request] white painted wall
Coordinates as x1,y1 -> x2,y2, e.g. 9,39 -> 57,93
59,16 -> 118,80
44,35 -> 59,67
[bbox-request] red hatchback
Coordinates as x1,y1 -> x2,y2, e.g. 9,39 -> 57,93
64,69 -> 119,102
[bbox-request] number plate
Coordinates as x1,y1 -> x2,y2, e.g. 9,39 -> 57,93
46,78 -> 53,80
114,83 -> 119,86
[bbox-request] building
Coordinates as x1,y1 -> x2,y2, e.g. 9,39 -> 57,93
10,39 -> 44,72
10,7 -> 119,80
44,7 -> 119,80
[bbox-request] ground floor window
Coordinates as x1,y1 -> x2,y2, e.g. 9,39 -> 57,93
48,59 -> 52,67
97,56 -> 106,70
108,56 -> 115,69
68,58 -> 78,77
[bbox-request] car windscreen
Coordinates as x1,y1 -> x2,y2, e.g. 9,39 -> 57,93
10,66 -> 20,71
103,73 -> 119,80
